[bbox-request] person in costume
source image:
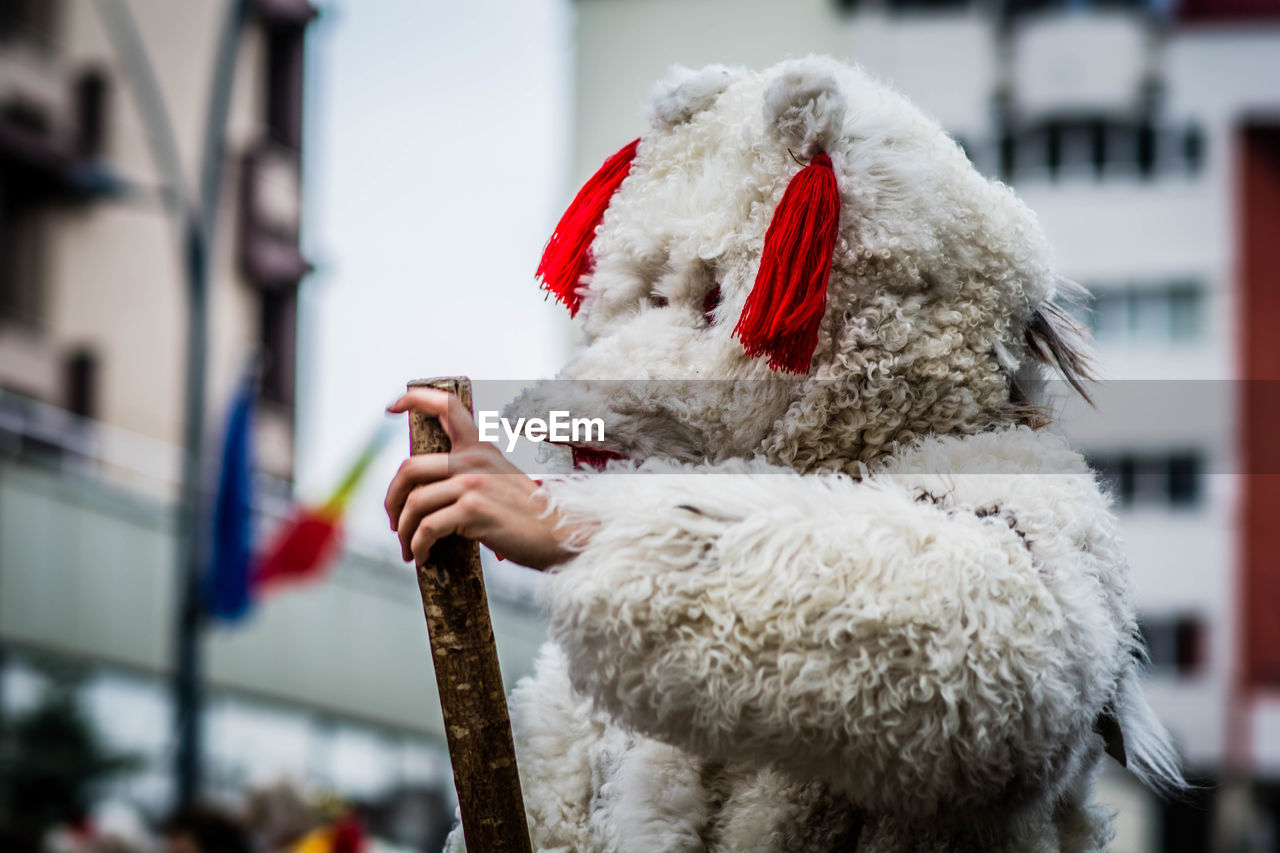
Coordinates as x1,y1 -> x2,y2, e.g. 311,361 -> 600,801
384,56 -> 1184,852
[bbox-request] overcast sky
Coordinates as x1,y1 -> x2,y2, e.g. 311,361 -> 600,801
296,0 -> 574,552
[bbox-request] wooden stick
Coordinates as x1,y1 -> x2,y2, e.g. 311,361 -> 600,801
406,377 -> 532,853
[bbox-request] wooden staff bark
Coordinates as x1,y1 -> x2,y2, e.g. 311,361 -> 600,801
406,376 -> 532,853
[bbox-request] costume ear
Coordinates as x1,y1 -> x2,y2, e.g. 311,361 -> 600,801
536,138 -> 640,317
648,64 -> 738,127
762,60 -> 847,160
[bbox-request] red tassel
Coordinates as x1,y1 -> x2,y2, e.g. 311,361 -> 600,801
536,138 -> 641,317
734,152 -> 841,373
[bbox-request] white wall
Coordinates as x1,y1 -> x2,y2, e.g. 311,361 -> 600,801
567,0 -> 1280,781
0,457 -> 547,738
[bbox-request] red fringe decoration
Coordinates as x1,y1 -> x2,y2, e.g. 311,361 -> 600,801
536,138 -> 641,316
571,445 -> 626,471
734,152 -> 841,373
702,284 -> 722,325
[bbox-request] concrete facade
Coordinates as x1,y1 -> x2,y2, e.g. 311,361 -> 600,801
568,0 -> 1280,848
0,0 -> 548,819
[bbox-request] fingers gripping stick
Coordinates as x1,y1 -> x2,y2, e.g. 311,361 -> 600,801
406,377 -> 532,852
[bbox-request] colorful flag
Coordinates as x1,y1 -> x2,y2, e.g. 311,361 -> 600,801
253,423 -> 392,590
203,374 -> 256,622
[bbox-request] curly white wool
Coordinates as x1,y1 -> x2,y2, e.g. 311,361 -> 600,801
447,56 -> 1183,852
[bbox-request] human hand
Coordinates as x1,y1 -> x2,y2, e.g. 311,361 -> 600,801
384,388 -> 577,570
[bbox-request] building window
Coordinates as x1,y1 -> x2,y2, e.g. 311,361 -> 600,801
260,288 -> 296,408
1001,0 -> 1155,16
243,6 -> 314,412
833,0 -> 972,12
0,176 -> 46,330
64,347 -> 97,419
1139,614 -> 1205,675
991,118 -> 1203,183
1082,281 -> 1205,344
1090,451 -> 1204,508
265,27 -> 304,151
73,69 -> 109,161
1179,0 -> 1280,22
0,0 -> 59,54
833,0 -> 1159,12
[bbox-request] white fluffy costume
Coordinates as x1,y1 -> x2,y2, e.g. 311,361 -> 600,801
444,57 -> 1183,852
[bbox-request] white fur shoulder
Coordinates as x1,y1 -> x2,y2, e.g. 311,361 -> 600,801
537,426 -> 1169,815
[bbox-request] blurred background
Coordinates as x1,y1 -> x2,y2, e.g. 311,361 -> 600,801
0,0 -> 1276,851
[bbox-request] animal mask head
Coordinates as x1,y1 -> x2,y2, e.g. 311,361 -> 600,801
510,56 -> 1090,473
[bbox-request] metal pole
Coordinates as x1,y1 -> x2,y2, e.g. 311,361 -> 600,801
173,219 -> 210,808
95,0 -> 250,808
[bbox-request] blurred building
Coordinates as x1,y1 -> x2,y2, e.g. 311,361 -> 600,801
567,0 -> 1280,850
0,0 -> 544,833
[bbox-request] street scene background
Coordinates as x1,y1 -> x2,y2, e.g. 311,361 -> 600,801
1,0 -> 1278,851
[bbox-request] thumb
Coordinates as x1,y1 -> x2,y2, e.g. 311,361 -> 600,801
386,387 -> 479,448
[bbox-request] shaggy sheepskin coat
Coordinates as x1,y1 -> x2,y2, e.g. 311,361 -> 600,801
444,57 -> 1182,852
